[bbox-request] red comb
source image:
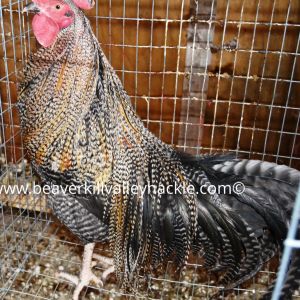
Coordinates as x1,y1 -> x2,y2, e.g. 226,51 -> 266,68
72,0 -> 94,10
32,0 -> 94,10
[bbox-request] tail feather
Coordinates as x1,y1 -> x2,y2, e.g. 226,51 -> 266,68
194,198 -> 223,266
227,225 -> 261,288
196,197 -> 244,284
212,159 -> 299,186
237,189 -> 288,242
178,152 -> 299,294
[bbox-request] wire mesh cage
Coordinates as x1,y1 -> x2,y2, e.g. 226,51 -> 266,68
0,0 -> 299,299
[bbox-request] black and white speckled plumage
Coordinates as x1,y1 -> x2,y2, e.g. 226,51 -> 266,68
18,0 -> 300,296
48,192 -> 108,244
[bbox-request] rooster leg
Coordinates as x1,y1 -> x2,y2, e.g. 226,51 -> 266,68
57,243 -> 103,300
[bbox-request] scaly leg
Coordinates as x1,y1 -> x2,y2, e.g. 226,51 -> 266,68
57,243 -> 110,300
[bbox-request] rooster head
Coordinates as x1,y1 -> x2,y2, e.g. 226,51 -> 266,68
23,0 -> 94,47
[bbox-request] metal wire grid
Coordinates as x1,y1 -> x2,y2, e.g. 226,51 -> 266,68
91,0 -> 300,165
0,0 -> 300,299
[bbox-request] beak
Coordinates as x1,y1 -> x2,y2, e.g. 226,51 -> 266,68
22,2 -> 40,13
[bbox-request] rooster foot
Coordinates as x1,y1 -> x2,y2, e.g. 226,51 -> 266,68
56,243 -> 114,300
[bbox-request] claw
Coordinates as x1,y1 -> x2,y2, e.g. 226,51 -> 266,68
92,274 -> 102,285
102,265 -> 115,281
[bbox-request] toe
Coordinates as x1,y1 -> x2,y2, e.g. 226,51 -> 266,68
92,254 -> 113,266
72,282 -> 85,300
56,272 -> 79,285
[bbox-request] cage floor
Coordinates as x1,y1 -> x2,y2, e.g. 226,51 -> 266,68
0,208 -> 299,300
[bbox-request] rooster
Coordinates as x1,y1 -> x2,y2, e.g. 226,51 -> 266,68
19,0 -> 300,299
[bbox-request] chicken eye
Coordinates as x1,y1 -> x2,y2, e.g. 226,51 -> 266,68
55,4 -> 61,9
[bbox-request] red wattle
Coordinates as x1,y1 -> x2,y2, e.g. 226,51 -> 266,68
32,14 -> 59,47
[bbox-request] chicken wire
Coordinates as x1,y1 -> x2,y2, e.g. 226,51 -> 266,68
0,0 -> 299,299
